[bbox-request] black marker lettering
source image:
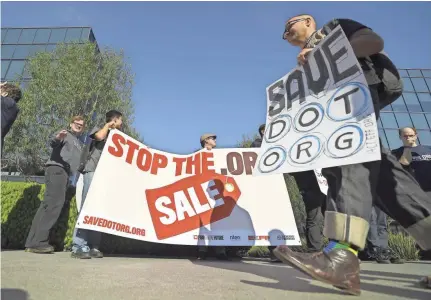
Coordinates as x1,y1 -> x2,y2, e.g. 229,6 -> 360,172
285,69 -> 305,105
268,80 -> 285,117
321,28 -> 360,84
303,49 -> 329,95
334,87 -> 359,114
296,142 -> 312,160
268,119 -> 287,140
335,132 -> 353,150
298,107 -> 319,128
263,152 -> 280,167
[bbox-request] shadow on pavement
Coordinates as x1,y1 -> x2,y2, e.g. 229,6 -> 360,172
191,259 -> 345,295
191,259 -> 431,299
1,289 -> 29,300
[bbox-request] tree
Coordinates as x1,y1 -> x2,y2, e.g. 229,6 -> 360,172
3,42 -> 139,175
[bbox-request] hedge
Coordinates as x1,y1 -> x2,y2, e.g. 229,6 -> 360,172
0,180 -> 423,260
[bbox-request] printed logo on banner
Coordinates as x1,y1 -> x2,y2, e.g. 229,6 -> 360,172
145,171 -> 241,240
276,234 -> 295,241
230,235 -> 241,241
254,26 -> 381,176
194,235 -> 225,241
248,235 -> 270,241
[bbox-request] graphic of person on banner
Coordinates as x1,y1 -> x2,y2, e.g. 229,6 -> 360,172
272,15 -> 431,295
196,133 -> 229,261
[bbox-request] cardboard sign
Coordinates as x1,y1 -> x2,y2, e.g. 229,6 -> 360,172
253,26 -> 381,176
75,130 -> 301,246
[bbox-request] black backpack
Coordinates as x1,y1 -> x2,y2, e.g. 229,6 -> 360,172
316,19 -> 403,110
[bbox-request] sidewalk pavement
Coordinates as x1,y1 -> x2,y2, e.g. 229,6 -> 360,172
1,250 -> 431,300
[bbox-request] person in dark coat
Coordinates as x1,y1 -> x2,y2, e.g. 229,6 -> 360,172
1,82 -> 22,156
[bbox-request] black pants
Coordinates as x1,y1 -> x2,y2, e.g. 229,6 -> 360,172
25,165 -> 69,248
322,83 -> 431,250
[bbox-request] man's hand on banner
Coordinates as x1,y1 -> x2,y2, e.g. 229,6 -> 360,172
297,48 -> 313,65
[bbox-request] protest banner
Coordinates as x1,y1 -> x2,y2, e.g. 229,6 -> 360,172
253,26 -> 381,176
75,130 -> 301,246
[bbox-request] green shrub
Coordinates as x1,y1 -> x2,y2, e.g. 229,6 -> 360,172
248,246 -> 270,257
388,231 -> 420,261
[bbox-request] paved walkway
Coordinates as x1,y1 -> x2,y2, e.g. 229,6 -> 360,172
1,251 -> 431,300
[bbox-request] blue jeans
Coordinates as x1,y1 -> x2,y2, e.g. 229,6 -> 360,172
72,172 -> 102,252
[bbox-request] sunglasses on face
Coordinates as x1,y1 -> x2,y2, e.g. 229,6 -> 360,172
282,17 -> 309,40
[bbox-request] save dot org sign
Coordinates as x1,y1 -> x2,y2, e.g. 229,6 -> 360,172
75,130 -> 301,246
253,26 -> 381,176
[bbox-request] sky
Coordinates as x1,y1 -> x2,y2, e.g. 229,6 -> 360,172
2,1 -> 431,154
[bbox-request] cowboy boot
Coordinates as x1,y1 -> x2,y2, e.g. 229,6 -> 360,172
273,245 -> 361,296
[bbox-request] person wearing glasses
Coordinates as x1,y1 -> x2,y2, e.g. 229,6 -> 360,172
392,127 -> 431,196
272,15 -> 431,295
25,116 -> 86,254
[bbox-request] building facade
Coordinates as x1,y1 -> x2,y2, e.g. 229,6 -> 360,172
1,26 -> 98,88
379,69 -> 431,150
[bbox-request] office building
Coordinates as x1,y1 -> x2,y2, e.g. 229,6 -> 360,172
1,26 -> 98,88
379,68 -> 431,149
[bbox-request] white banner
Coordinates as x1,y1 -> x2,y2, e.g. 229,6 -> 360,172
253,26 -> 381,176
75,130 -> 301,246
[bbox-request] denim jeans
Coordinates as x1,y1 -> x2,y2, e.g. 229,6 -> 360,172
72,172 -> 101,252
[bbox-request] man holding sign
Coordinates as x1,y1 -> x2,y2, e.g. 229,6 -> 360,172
270,15 -> 431,295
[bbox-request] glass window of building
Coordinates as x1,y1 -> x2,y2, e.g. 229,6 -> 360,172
1,28 -> 7,42
391,97 -> 408,112
421,70 -> 431,78
417,93 -> 431,112
33,29 -> 51,43
403,93 -> 423,112
394,113 -> 413,128
402,77 -> 414,92
425,78 -> 431,92
22,62 -> 31,79
81,28 -> 90,41
12,45 -> 33,59
398,69 -> 409,77
425,113 -> 431,126
1,60 -> 10,79
5,60 -> 26,80
18,29 -> 37,44
3,29 -> 22,44
49,28 -> 66,43
385,129 -> 402,149
407,69 -> 423,77
410,114 -> 429,130
45,44 -> 56,52
411,78 -> 429,93
378,129 -> 389,149
381,103 -> 393,112
380,112 -> 398,128
1,45 -> 16,59
418,130 -> 431,146
28,45 -> 47,57
64,28 -> 83,42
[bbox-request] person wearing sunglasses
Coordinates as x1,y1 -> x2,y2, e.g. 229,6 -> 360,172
273,14 -> 431,295
25,115 -> 86,254
392,127 -> 431,196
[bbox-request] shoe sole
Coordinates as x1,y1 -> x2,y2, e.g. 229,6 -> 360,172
71,253 -> 91,259
25,249 -> 54,254
273,248 -> 361,296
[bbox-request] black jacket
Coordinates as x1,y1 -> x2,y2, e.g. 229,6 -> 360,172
1,96 -> 19,140
250,137 -> 262,148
